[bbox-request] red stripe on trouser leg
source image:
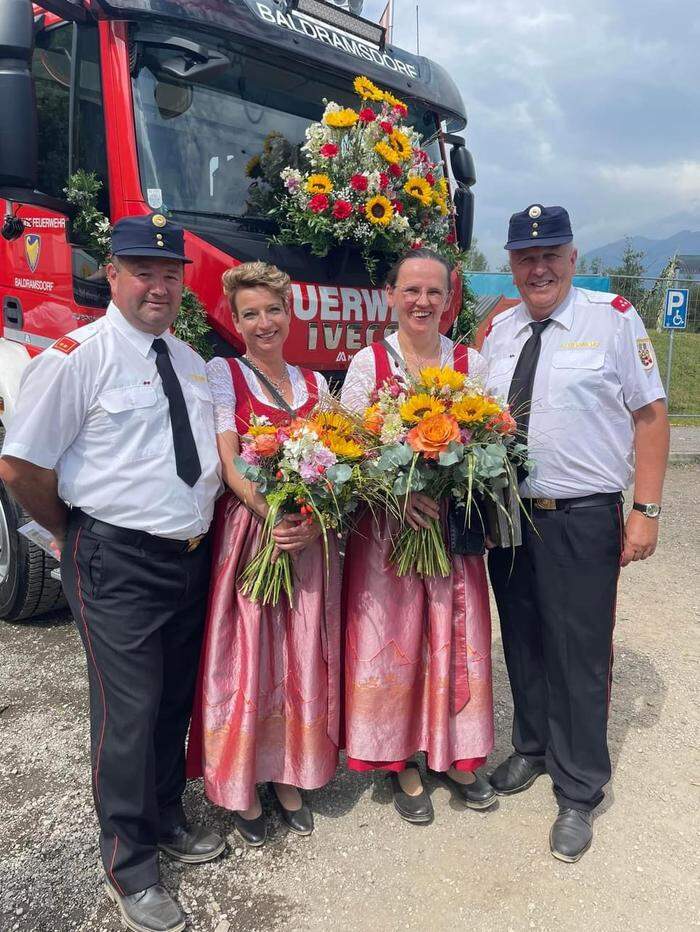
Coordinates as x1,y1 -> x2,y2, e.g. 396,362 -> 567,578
346,757 -> 407,772
72,528 -> 125,897
607,502 -> 624,714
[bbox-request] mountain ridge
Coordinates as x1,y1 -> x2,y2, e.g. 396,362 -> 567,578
583,230 -> 700,278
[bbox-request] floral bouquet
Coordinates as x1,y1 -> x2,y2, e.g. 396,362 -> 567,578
274,74 -> 460,279
363,364 -> 528,577
235,410 -> 380,604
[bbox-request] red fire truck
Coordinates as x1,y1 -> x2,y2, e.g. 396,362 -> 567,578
0,0 -> 475,621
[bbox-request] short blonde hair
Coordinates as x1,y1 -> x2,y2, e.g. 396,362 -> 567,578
221,261 -> 291,316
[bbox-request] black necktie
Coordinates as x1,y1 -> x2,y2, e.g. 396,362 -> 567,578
507,318 -> 553,457
152,338 -> 202,487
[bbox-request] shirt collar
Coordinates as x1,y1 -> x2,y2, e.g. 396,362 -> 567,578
513,286 -> 576,336
106,301 -> 171,357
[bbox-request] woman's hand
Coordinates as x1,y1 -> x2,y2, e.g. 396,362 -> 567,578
271,513 -> 322,558
402,492 -> 440,531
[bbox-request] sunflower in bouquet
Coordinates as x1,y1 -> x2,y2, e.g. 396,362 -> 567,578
364,364 -> 527,577
234,409 -> 381,604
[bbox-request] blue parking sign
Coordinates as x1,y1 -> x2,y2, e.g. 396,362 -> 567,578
663,289 -> 689,329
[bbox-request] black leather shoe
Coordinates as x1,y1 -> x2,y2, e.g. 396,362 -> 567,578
550,807 -> 593,862
105,880 -> 185,932
158,822 -> 225,864
489,753 -> 546,796
233,810 -> 268,847
431,769 -> 497,809
389,764 -> 434,824
271,786 -> 315,836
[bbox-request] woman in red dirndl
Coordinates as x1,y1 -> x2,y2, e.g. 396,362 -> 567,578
340,249 -> 495,823
187,262 -> 340,845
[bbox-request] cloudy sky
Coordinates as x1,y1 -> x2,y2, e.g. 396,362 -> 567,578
363,0 -> 700,265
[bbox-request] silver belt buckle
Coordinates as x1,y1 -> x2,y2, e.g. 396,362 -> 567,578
533,498 -> 557,511
186,534 -> 205,552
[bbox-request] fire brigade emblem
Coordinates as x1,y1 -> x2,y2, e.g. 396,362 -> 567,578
636,338 -> 655,371
25,234 -> 41,273
152,214 -> 167,227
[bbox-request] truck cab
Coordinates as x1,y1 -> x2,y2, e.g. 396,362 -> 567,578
0,0 -> 475,621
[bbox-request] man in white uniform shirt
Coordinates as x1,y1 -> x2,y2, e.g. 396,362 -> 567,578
481,205 -> 669,862
0,215 -> 223,932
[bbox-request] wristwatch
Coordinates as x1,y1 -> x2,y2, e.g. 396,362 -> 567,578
632,502 -> 662,518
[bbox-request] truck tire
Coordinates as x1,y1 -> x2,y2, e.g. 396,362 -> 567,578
0,425 -> 67,622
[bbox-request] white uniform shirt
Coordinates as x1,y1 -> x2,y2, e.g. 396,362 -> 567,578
3,302 -> 221,539
480,287 -> 666,498
206,357 -> 329,435
341,331 -> 488,412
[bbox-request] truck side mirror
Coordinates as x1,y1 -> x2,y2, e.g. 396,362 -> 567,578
0,0 -> 38,191
450,145 -> 476,188
453,187 -> 474,251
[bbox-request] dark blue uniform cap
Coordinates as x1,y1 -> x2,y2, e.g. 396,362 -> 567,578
111,214 -> 192,263
505,204 -> 573,251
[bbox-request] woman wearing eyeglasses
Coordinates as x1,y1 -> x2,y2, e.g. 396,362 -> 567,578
340,248 -> 495,823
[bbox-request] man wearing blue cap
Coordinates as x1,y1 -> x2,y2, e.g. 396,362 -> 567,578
481,205 -> 669,861
0,214 -> 223,930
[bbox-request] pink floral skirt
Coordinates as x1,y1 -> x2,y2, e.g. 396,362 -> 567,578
342,511 -> 494,771
187,493 -> 340,811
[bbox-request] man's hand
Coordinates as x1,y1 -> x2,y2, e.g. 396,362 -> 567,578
402,492 -> 440,531
621,509 -> 659,567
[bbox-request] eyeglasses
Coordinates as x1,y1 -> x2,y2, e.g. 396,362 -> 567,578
397,287 -> 449,304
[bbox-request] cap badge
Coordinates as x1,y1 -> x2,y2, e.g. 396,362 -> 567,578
152,214 -> 167,228
528,205 -> 542,219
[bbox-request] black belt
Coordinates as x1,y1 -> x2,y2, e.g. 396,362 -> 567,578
526,492 -> 623,511
70,509 -> 206,553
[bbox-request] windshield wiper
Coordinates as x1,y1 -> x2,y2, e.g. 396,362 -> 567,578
171,208 -> 277,229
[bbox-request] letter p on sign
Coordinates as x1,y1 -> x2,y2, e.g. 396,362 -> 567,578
663,289 -> 688,329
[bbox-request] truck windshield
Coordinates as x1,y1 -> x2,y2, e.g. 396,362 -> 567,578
131,36 -> 443,222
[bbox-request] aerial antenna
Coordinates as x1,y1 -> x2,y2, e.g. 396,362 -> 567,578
415,0 -> 420,55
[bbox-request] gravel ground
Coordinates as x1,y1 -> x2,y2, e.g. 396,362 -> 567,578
669,425 -> 700,454
1,465 -> 698,932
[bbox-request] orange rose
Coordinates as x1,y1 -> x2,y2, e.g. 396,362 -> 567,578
486,410 -> 517,436
252,434 -> 281,457
406,413 -> 460,459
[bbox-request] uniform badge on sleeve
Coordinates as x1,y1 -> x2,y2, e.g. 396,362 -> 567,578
52,336 -> 80,355
636,338 -> 655,370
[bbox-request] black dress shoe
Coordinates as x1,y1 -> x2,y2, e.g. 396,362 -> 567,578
389,764 -> 434,824
431,769 -> 497,809
158,822 -> 225,864
271,786 -> 315,836
105,879 -> 186,932
549,807 -> 593,862
489,753 -> 547,796
233,810 -> 268,847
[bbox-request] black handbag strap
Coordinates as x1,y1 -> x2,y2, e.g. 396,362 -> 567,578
236,355 -> 296,416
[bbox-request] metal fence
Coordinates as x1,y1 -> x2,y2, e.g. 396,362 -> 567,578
466,271 -> 700,417
610,273 -> 699,417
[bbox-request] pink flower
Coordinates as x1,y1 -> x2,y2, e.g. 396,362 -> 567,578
378,172 -> 390,189
391,198 -> 404,214
446,231 -> 457,245
332,199 -> 353,219
459,428 -> 473,444
358,107 -> 376,123
388,163 -> 402,178
425,172 -> 436,186
393,104 -> 408,117
284,176 -> 300,192
309,193 -> 329,213
380,120 -> 394,134
240,445 -> 261,466
320,143 -> 339,158
415,149 -> 429,164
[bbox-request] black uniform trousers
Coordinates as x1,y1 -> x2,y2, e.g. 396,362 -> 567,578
488,499 -> 623,811
60,519 -> 210,895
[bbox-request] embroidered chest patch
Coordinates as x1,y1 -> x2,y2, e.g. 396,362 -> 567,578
636,338 -> 655,370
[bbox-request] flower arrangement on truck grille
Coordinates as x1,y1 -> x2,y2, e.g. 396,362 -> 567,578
274,75 -> 460,279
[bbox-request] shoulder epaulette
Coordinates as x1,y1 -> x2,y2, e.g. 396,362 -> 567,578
48,322 -> 100,356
